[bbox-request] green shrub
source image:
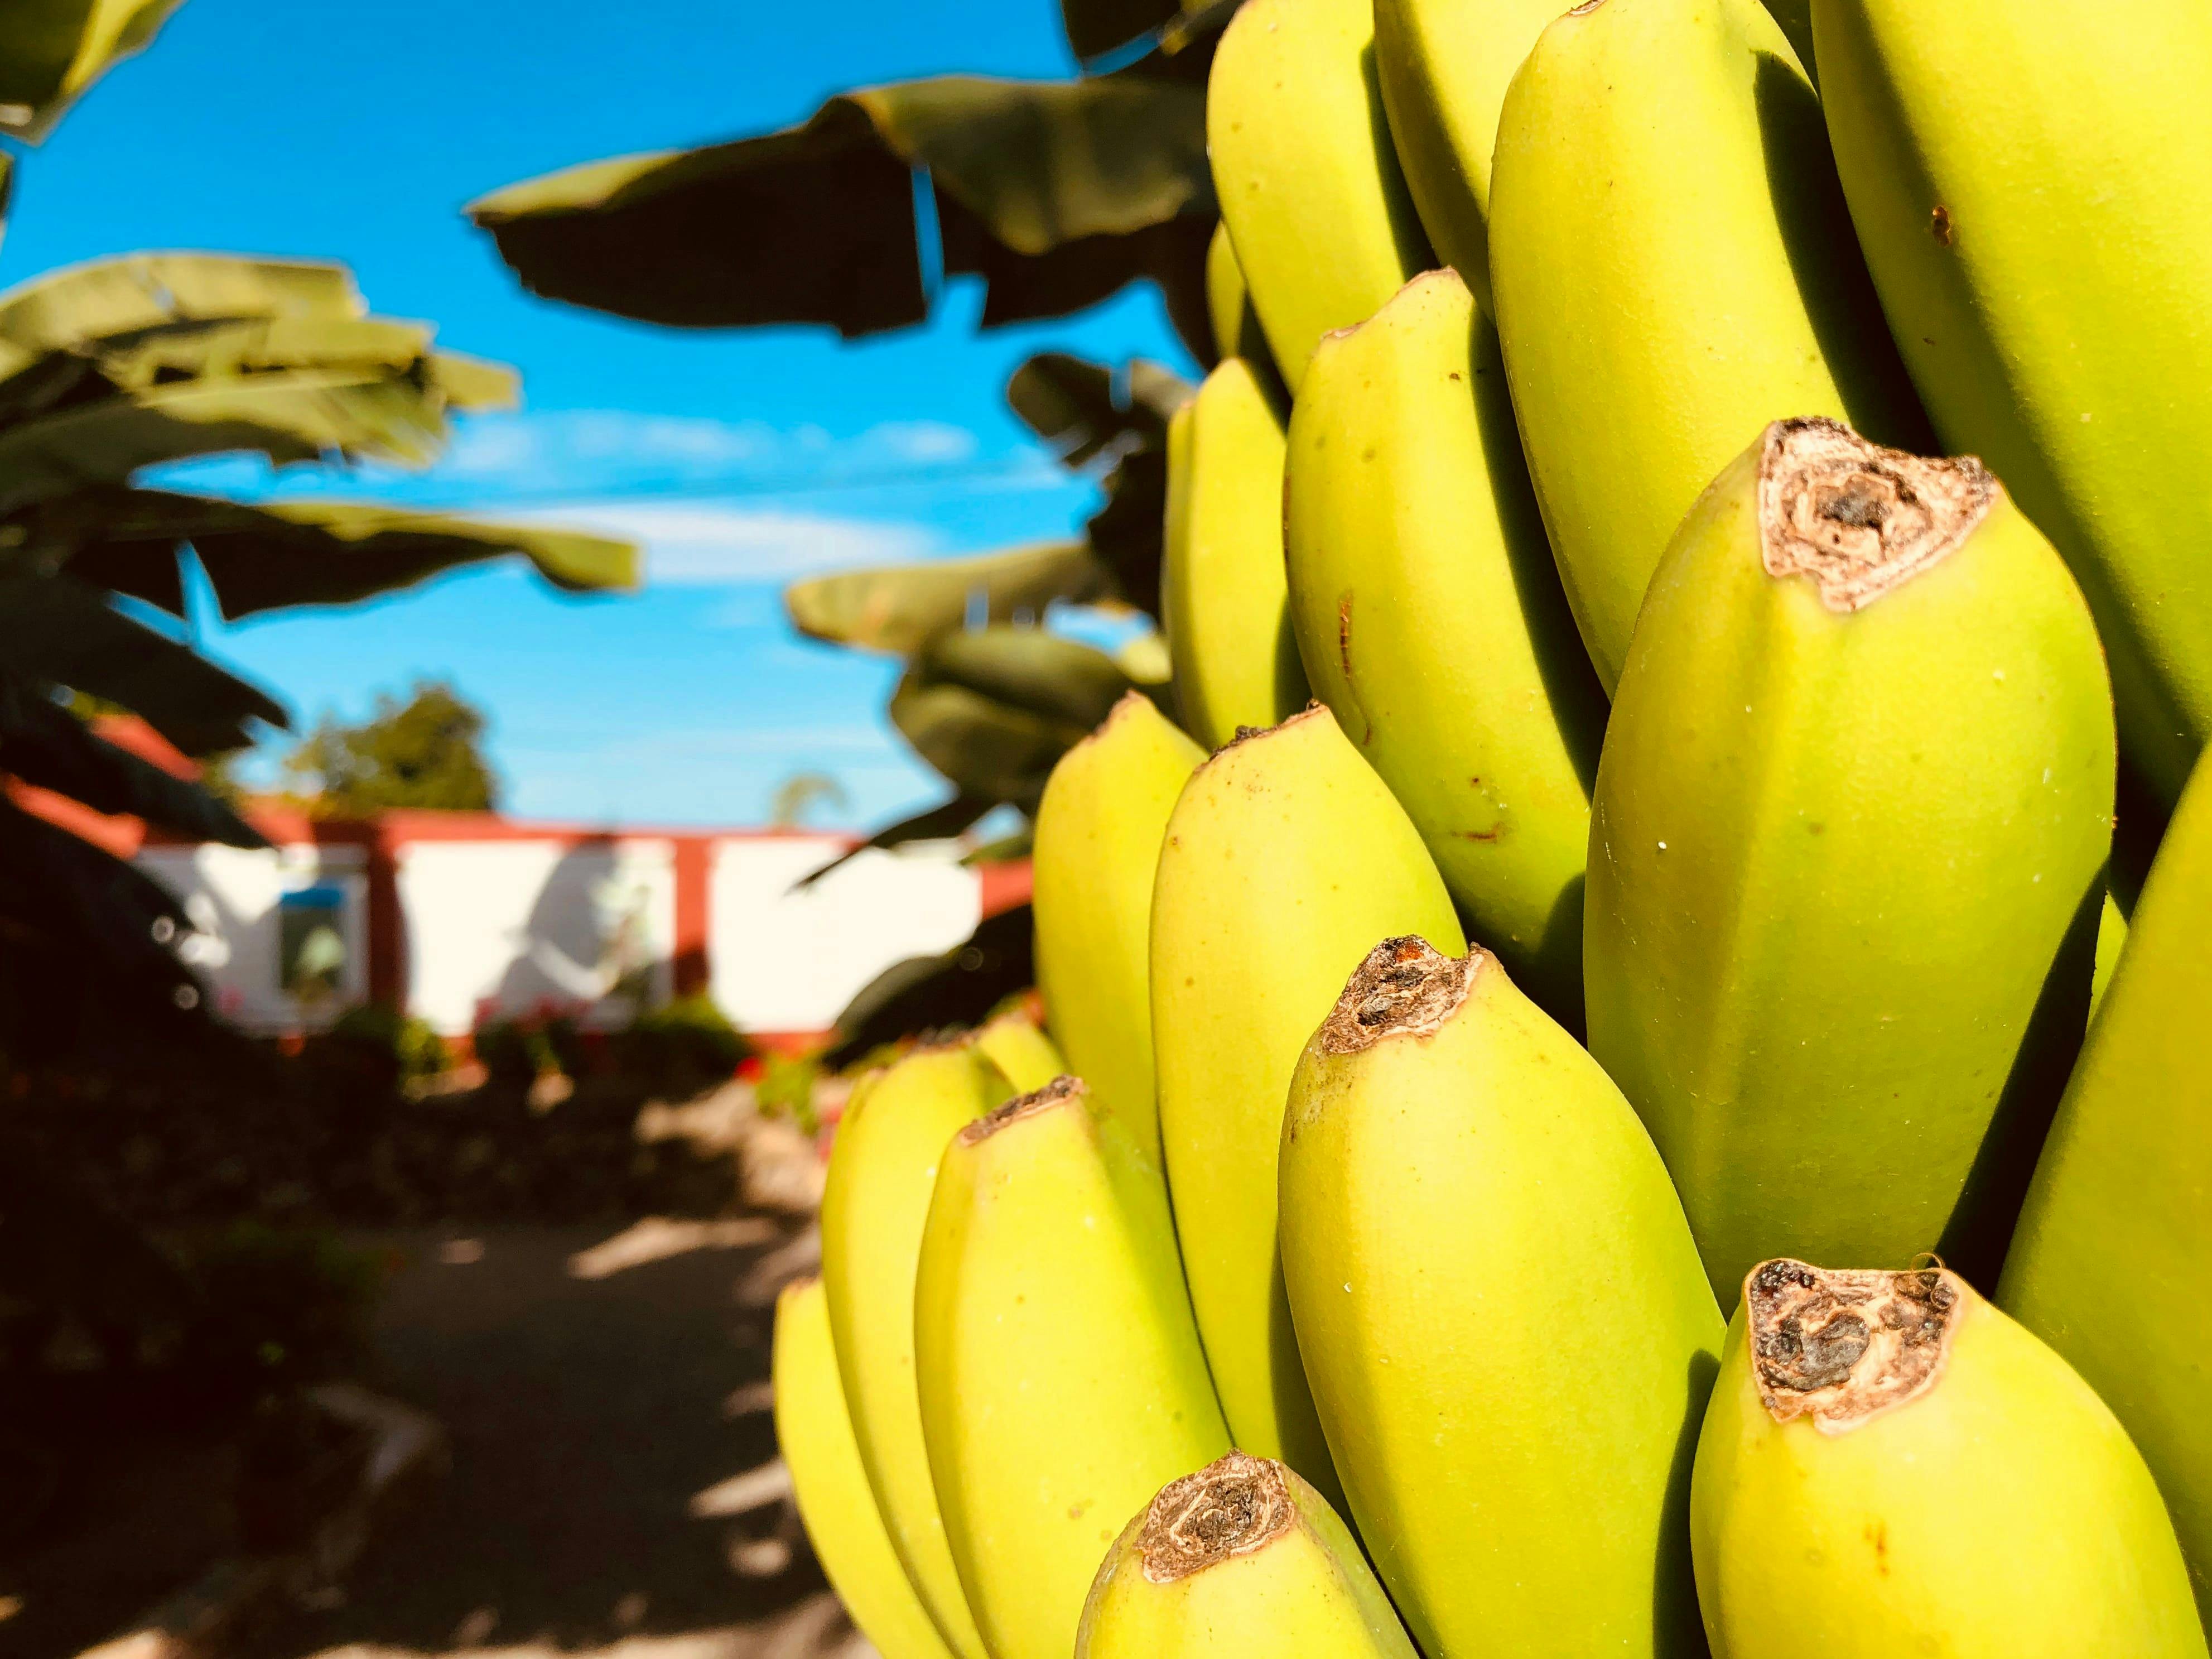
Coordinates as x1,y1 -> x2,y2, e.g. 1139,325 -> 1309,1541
474,1007 -> 585,1088
618,993 -> 749,1096
326,1002 -> 447,1082
757,1050 -> 821,1134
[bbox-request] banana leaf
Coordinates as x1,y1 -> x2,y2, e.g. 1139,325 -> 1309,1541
0,793 -> 199,1010
0,672 -> 262,845
785,540 -> 1111,655
826,903 -> 1036,1064
56,490 -> 639,618
0,0 -> 187,143
921,626 -> 1138,730
889,627 -> 1138,811
1004,352 -> 1186,617
1007,351 -> 1188,461
0,255 -> 364,386
792,790 -> 997,891
0,368 -> 471,512
0,575 -> 284,753
888,678 -> 1077,816
1081,434 -> 1170,617
1060,0 -> 1184,63
468,72 -> 1211,347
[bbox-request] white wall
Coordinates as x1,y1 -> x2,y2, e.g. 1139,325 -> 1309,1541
708,838 -> 981,1034
397,839 -> 676,1035
137,843 -> 368,1034
137,829 -> 990,1039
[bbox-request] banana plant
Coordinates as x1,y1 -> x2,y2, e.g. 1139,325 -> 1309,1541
0,0 -> 185,143
469,0 -> 1241,1033
0,250 -> 638,1052
467,0 -> 1230,355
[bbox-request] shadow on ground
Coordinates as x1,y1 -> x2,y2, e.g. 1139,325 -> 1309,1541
241,1219 -> 854,1659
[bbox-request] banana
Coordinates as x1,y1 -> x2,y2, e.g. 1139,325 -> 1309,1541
1814,0 -> 2212,810
1075,1454 -> 1420,1659
1161,359 -> 1307,749
1285,269 -> 1604,1021
1585,419 -> 2114,1304
1151,705 -> 1463,1497
1203,220 -> 1273,375
1693,1261 -> 2206,1657
1280,937 -> 1722,1659
1207,0 -> 1432,390
915,1076 -> 1232,1659
820,1040 -> 1010,1659
1371,0 -> 1565,315
2089,887 -> 2128,1021
974,1006 -> 1066,1094
1488,0 -> 1925,693
1033,694 -> 1204,1162
2002,756 -> 2212,1610
773,1278 -> 957,1659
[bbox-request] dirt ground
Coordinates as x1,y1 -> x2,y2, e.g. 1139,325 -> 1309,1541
238,1217 -> 863,1659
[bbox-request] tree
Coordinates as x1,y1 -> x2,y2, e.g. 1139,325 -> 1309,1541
284,682 -> 500,816
0,1 -> 641,1052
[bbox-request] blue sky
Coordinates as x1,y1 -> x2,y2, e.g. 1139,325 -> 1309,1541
0,0 -> 1193,828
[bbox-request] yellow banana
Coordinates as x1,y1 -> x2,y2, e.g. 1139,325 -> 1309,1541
1489,0 -> 1925,691
1032,693 -> 1204,1162
915,1076 -> 1232,1659
2002,755 -> 2212,1610
1076,1454 -> 1420,1659
1280,937 -> 1722,1659
1151,705 -> 1463,1498
820,1040 -> 1009,1659
1371,0 -> 1565,315
974,1006 -> 1065,1094
1203,220 -> 1272,374
1207,0 -> 1432,389
1161,358 -> 1306,749
1814,0 -> 2212,810
1693,1261 -> 2205,1657
1585,418 -> 2114,1302
773,1278 -> 957,1659
1285,268 -> 1604,1021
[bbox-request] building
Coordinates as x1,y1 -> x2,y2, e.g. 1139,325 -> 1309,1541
15,719 -> 1029,1047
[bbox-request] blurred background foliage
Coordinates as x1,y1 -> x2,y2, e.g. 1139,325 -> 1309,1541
472,0 -> 1242,1037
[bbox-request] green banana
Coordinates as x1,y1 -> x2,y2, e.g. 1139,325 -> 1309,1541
1280,936 -> 1722,1659
1585,419 -> 2114,1304
773,1278 -> 957,1659
1814,0 -> 2212,810
1151,705 -> 1463,1497
2089,887 -> 2128,1021
1693,1261 -> 2206,1657
1760,0 -> 1815,75
1371,0 -> 1565,315
1161,358 -> 1307,749
1203,220 -> 1272,374
1207,0 -> 1432,390
1075,1454 -> 1420,1659
974,1006 -> 1066,1094
820,1040 -> 1009,1659
915,1076 -> 1232,1659
2002,755 -> 2212,1612
1488,0 -> 1925,693
1033,693 -> 1204,1163
1285,268 -> 1604,1021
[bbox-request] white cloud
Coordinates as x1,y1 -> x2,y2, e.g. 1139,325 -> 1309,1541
144,409 -> 999,506
503,499 -> 941,585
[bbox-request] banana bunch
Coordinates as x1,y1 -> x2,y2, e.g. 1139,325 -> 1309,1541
770,0 -> 2212,1653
